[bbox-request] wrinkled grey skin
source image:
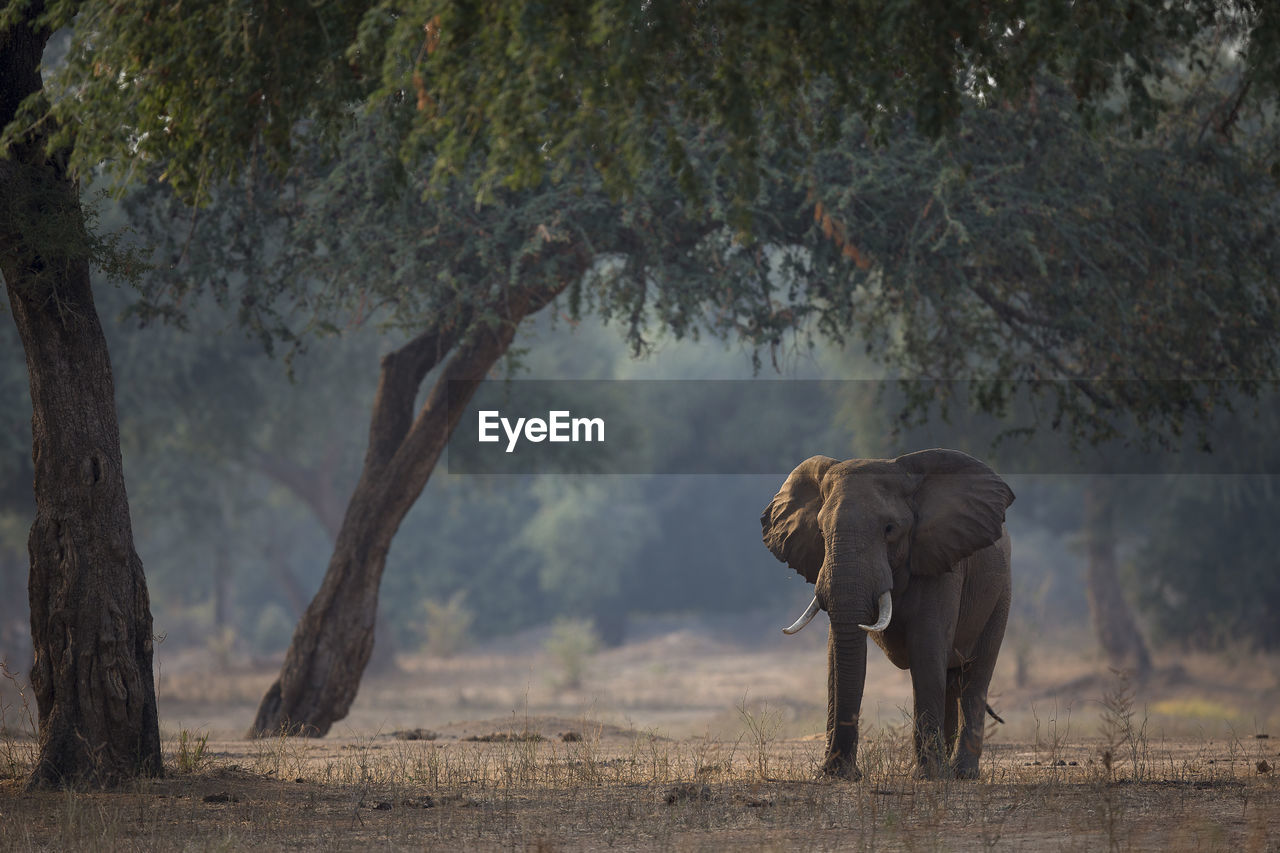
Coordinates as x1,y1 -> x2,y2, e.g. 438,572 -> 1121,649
762,449 -> 1014,780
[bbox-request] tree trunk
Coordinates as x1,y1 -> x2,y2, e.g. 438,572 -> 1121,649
249,279 -> 572,737
1083,476 -> 1152,680
248,447 -> 402,672
1,5 -> 162,789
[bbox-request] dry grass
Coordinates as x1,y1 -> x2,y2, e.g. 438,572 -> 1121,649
1,617 -> 1278,850
1,721 -> 1275,851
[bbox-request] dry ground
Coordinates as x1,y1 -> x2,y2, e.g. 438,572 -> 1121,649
2,612 -> 1278,850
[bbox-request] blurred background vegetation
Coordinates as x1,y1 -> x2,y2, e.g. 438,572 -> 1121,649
4,223 -> 1277,672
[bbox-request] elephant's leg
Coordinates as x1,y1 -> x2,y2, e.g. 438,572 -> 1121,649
953,588 -> 1011,780
905,576 -> 958,779
910,658 -> 949,778
944,671 -> 961,759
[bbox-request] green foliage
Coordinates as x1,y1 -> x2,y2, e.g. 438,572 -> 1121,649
5,1 -> 371,200
118,104 -> 757,360
173,729 -> 210,774
16,0 -> 1274,452
119,59 -> 1280,449
804,73 -> 1280,449
10,0 -> 1268,212
523,479 -> 652,614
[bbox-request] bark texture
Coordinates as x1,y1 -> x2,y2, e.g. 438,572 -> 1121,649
1,4 -> 162,788
249,279 -> 574,737
1084,476 -> 1152,680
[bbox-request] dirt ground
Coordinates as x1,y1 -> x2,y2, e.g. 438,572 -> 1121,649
2,612 -> 1279,850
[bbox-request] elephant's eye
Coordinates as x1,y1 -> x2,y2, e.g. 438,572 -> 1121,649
884,523 -> 895,537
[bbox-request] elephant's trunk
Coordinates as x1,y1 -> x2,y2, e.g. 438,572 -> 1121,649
822,624 -> 868,777
814,534 -> 890,777
817,532 -> 889,632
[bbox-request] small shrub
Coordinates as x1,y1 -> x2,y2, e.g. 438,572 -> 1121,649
174,729 -> 210,773
737,697 -> 784,781
418,591 -> 474,658
1098,668 -> 1150,782
545,617 -> 599,689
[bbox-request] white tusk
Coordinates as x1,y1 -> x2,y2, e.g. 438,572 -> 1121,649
858,591 -> 893,633
782,596 -> 821,635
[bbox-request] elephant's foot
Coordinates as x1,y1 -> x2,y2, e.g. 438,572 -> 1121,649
913,763 -> 944,780
951,734 -> 983,779
913,759 -> 981,780
819,754 -> 862,781
913,751 -> 951,780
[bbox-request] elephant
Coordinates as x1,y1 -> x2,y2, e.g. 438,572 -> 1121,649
761,448 -> 1014,780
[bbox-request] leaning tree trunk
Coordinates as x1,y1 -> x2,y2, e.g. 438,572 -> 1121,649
2,7 -> 161,788
247,444 -> 398,674
1083,476 -> 1152,680
249,280 -> 572,737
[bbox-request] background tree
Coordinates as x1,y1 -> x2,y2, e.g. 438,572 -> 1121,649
1128,399 -> 1280,651
124,109 -> 826,736
1133,477 -> 1280,651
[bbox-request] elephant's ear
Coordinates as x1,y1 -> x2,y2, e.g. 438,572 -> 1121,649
895,448 -> 1014,576
761,455 -> 837,584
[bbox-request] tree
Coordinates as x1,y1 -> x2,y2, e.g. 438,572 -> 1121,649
0,9 -> 160,787
1128,399 -> 1280,651
1082,476 -> 1152,678
804,67 -> 1280,449
123,115 -> 789,735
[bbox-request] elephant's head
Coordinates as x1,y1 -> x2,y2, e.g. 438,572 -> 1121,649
762,448 -> 1014,633
760,448 -> 1014,776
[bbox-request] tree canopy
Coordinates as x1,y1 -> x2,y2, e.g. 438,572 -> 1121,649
10,1 -> 1279,206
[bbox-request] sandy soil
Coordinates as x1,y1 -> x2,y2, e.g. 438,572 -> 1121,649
2,613 -> 1278,850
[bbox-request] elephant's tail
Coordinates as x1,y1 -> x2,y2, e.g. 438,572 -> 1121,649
985,704 -> 1005,724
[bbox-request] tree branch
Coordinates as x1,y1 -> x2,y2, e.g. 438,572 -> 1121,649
244,448 -> 345,542
363,313 -> 470,472
968,282 -> 1117,412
